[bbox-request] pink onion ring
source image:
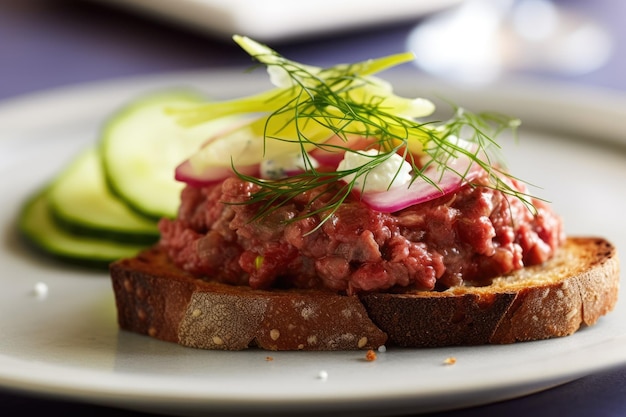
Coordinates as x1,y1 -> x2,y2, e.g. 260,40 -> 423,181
175,160 -> 260,187
360,154 -> 484,212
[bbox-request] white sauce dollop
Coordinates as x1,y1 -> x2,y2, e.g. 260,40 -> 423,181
337,149 -> 413,192
420,135 -> 475,166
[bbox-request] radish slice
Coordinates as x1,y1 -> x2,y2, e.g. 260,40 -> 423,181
309,135 -> 378,169
360,154 -> 484,212
175,160 -> 259,187
308,147 -> 345,169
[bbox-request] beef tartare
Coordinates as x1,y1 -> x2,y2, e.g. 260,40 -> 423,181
159,168 -> 563,295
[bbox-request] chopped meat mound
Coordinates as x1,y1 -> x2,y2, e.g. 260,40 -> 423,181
158,172 -> 564,295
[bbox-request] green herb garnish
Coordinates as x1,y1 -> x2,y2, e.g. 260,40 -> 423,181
167,35 -> 532,227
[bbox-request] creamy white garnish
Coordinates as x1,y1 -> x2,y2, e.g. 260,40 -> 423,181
420,135 -> 475,166
337,149 -> 412,192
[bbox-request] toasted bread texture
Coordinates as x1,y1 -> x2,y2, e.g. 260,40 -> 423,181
110,237 -> 619,350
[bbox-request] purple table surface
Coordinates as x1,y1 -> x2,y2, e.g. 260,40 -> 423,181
1,1 -> 625,416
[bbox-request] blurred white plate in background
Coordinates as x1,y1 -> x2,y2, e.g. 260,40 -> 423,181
86,0 -> 464,41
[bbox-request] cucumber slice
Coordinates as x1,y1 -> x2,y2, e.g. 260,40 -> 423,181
18,189 -> 147,267
100,90 -> 237,219
48,148 -> 159,244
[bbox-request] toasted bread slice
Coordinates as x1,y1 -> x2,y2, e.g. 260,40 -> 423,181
110,237 -> 619,350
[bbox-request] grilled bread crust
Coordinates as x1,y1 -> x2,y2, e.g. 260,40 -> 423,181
110,237 -> 619,350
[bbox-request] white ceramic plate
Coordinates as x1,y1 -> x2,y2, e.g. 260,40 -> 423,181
0,70 -> 625,417
86,0 -> 463,41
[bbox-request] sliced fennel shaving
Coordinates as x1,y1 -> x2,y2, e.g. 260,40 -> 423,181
166,36 -> 436,175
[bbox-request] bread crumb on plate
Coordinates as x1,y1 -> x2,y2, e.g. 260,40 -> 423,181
365,350 -> 377,361
443,356 -> 457,365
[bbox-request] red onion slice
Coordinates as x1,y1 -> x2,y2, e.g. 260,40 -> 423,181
175,160 -> 259,187
360,154 -> 484,212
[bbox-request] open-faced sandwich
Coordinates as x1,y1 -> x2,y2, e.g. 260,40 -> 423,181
109,36 -> 620,350
20,35 -> 618,351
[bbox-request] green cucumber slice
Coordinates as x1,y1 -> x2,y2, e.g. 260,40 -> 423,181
18,189 -> 147,267
48,148 -> 159,244
100,90 -> 237,219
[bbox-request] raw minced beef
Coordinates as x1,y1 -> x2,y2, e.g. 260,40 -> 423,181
158,172 -> 564,295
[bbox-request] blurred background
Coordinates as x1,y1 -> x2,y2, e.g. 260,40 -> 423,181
2,0 -> 625,101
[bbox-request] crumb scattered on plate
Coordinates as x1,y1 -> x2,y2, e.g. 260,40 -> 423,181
443,356 -> 457,365
32,282 -> 48,299
365,350 -> 377,361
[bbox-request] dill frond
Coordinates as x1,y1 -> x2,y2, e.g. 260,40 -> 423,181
170,35 -> 533,227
